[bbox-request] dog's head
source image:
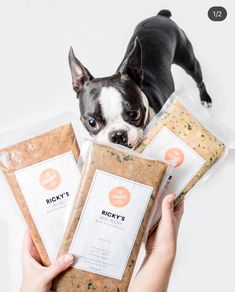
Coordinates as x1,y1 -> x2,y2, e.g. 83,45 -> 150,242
69,38 -> 150,148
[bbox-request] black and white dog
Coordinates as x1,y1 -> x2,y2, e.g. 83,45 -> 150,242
69,9 -> 212,148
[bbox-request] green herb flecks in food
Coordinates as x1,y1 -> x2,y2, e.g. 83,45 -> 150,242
87,280 -> 96,290
108,150 -> 122,163
123,155 -> 134,161
187,123 -> 192,130
128,258 -> 135,268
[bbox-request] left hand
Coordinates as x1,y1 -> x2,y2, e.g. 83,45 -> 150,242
20,230 -> 74,292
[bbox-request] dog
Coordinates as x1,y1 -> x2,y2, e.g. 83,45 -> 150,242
68,9 -> 212,148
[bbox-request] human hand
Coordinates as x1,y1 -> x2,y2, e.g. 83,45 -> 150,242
128,194 -> 184,292
146,193 -> 184,261
20,230 -> 74,292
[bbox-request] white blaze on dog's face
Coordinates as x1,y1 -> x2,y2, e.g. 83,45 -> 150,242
68,38 -> 151,148
93,86 -> 149,147
77,74 -> 150,148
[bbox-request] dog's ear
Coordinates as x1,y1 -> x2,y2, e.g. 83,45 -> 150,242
69,47 -> 94,94
118,37 -> 143,86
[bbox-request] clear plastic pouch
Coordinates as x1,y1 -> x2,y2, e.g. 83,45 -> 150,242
135,89 -> 235,233
0,112 -> 81,265
53,141 -> 171,292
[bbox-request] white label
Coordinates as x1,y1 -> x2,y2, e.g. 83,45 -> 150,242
15,151 -> 80,261
69,169 -> 153,280
143,127 -> 206,196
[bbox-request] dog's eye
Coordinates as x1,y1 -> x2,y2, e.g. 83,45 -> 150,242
88,118 -> 98,128
129,110 -> 141,121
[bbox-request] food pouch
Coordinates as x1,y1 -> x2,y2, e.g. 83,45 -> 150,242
135,90 -> 234,232
0,113 -> 81,265
53,142 -> 169,292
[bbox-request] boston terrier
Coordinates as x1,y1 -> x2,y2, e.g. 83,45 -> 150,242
69,9 -> 212,148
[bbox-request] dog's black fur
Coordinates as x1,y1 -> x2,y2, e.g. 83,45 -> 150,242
116,9 -> 212,113
69,10 -> 212,146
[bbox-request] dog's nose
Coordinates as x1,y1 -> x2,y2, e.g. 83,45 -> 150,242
109,130 -> 128,146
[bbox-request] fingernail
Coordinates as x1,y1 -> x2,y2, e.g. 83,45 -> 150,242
168,198 -> 174,204
64,254 -> 74,264
168,194 -> 176,205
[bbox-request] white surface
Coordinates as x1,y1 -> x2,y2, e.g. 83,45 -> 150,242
0,1 -> 234,291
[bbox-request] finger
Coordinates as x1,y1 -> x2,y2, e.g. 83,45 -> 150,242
161,194 -> 176,221
43,254 -> 74,281
146,194 -> 177,251
22,230 -> 41,263
30,243 -> 42,263
174,198 -> 184,222
22,230 -> 34,256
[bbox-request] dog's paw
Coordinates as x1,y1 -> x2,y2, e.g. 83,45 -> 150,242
200,91 -> 212,108
201,100 -> 212,108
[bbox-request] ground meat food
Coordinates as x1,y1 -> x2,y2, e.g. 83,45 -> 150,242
135,99 -> 225,204
0,124 -> 80,266
52,143 -> 167,292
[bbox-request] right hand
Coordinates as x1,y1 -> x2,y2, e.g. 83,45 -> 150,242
146,194 -> 184,260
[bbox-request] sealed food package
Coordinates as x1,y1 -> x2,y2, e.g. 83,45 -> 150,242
135,90 -> 233,209
53,142 -> 169,292
0,116 -> 81,265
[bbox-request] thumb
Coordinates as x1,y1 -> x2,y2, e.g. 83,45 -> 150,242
43,254 -> 74,281
161,194 -> 176,222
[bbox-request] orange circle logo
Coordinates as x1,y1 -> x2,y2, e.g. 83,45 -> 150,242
164,148 -> 184,168
109,186 -> 130,208
40,169 -> 61,190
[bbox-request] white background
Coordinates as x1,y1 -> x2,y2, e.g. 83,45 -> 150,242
0,1 -> 234,291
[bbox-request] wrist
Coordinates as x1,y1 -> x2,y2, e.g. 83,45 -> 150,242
145,247 -> 176,264
20,281 -> 49,292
